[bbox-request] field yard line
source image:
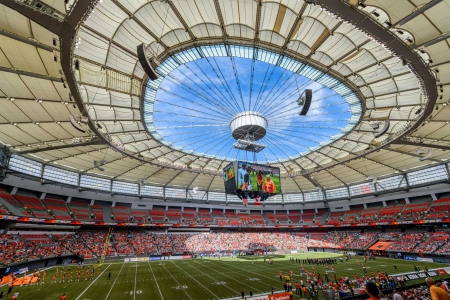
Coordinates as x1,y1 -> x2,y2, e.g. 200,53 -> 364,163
159,262 -> 193,300
182,261 -> 241,295
104,262 -> 126,300
75,263 -> 111,300
134,262 -> 137,300
169,260 -> 222,298
147,260 -> 164,300
205,260 -> 290,287
192,260 -> 264,293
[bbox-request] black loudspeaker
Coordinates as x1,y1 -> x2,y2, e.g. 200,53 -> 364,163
69,114 -> 86,133
299,89 -> 312,115
374,120 -> 390,138
137,43 -> 160,81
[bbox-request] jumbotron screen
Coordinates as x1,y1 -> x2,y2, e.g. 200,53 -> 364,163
223,162 -> 236,194
236,161 -> 281,195
223,161 -> 281,199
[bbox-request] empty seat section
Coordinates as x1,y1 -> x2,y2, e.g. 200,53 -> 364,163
197,208 -> 213,224
264,212 -> 277,224
131,209 -> 148,222
182,208 -> 197,224
250,211 -> 265,225
14,193 -> 51,218
302,209 -> 315,224
149,208 -> 165,222
0,189 -> 27,216
327,211 -> 345,225
378,205 -> 403,222
166,209 -> 182,223
359,207 -> 382,223
42,195 -> 72,220
275,212 -> 289,224
68,199 -> 92,220
288,211 -> 301,223
112,204 -> 131,221
90,204 -> 104,221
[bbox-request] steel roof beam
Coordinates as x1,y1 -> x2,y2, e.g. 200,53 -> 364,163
394,0 -> 444,27
0,0 -> 62,35
0,66 -> 61,82
213,0 -> 227,39
390,140 -> 450,151
13,139 -> 104,154
0,28 -> 56,52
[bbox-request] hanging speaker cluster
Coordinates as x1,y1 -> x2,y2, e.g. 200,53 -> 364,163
298,89 -> 312,116
137,43 -> 160,81
374,120 -> 390,138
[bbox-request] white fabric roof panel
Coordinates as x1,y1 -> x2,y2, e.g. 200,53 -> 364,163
172,0 -> 219,28
134,1 -> 184,39
83,0 -> 128,39
219,0 -> 256,29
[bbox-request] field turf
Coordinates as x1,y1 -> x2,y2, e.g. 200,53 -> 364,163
3,253 -> 449,300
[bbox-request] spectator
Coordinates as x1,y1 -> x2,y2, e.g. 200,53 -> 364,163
426,278 -> 450,300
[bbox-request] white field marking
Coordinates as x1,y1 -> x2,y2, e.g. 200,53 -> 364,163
172,260 -> 239,295
133,262 -> 137,300
205,259 -> 304,288
192,260 -> 263,293
147,261 -> 164,300
104,263 -> 126,300
159,262 -> 193,300
75,264 -> 111,300
220,290 -> 287,300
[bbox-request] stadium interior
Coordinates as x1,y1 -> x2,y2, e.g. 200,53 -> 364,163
0,0 -> 450,299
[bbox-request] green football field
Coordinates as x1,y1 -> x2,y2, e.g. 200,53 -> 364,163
3,253 -> 449,300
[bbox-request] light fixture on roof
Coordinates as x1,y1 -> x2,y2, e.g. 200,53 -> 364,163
367,175 -> 377,184
419,149 -> 432,161
94,160 -> 106,171
34,121 -> 40,125
7,97 -> 15,101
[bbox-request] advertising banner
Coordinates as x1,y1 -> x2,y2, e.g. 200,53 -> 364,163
245,296 -> 269,300
149,256 -> 161,261
416,257 -> 433,262
369,241 -> 391,251
182,255 -> 192,259
12,267 -> 29,275
437,269 -> 448,276
404,256 -> 415,261
169,256 -> 183,260
268,292 -> 292,300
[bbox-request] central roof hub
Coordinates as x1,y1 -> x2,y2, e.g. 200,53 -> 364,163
229,111 -> 268,141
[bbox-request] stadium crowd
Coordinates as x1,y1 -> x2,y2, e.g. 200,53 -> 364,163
0,230 -> 449,265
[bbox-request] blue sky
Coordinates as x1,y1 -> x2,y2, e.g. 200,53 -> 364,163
147,50 -> 352,163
